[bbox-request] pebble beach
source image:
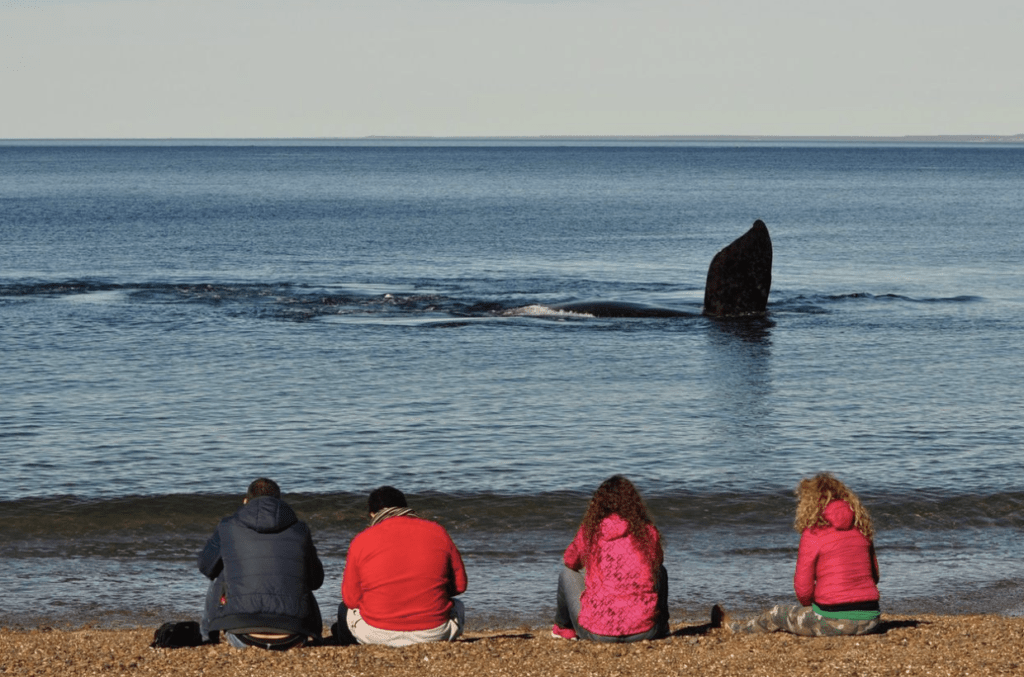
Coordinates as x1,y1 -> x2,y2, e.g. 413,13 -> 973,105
4,615 -> 1023,677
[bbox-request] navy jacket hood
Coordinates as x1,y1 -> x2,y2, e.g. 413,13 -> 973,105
237,496 -> 299,534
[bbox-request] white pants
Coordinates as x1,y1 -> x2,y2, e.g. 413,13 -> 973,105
346,599 -> 465,647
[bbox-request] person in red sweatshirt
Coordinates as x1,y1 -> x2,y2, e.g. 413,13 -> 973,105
338,486 -> 467,647
712,473 -> 880,636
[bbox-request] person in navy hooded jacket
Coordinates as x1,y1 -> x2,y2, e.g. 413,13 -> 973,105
198,478 -> 324,649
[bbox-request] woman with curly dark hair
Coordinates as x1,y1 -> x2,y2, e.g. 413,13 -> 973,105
551,475 -> 669,642
712,472 -> 881,636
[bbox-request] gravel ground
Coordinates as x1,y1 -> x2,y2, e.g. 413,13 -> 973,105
3,615 -> 1023,676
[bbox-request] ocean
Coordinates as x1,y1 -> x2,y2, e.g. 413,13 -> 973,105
1,139 -> 1023,630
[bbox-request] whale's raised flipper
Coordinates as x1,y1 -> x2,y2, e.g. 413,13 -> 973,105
702,220 -> 773,317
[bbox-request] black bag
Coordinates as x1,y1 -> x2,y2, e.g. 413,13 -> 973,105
150,621 -> 206,648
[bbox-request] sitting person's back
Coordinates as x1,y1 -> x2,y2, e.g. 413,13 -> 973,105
340,486 -> 467,646
552,475 -> 670,643
198,478 -> 324,649
795,497 -> 879,609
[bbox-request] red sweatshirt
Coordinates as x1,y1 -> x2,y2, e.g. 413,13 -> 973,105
794,500 -> 880,607
342,516 -> 467,631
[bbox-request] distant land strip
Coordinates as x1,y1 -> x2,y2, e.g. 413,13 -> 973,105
3,135 -> 1023,145
363,134 -> 1024,143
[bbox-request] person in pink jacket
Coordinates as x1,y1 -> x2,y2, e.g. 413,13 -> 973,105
552,476 -> 670,642
712,473 -> 880,636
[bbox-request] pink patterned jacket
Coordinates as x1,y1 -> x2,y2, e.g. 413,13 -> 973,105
564,514 -> 662,636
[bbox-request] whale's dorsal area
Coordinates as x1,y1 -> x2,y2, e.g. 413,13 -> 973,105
548,300 -> 695,318
702,220 -> 773,317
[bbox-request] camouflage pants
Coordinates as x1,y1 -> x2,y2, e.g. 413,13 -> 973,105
729,604 -> 879,637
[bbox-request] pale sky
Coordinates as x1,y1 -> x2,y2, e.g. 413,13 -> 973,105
2,0 -> 1022,138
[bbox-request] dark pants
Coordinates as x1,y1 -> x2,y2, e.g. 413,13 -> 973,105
331,604 -> 357,645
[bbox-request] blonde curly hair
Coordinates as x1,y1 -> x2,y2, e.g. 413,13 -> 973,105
793,473 -> 874,541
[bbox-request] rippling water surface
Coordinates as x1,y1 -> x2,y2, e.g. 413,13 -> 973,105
2,141 -> 1023,628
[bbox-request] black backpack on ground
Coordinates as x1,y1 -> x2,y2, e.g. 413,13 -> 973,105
150,621 -> 206,648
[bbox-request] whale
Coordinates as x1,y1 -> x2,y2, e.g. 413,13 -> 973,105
543,220 -> 772,319
548,300 -> 696,318
702,219 -> 773,317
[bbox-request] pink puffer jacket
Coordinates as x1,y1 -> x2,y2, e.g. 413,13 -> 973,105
794,499 -> 880,607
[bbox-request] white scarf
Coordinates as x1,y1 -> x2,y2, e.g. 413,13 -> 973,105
369,506 -> 417,527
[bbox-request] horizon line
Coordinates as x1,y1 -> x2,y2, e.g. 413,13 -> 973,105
2,134 -> 1024,146
2,133 -> 1024,141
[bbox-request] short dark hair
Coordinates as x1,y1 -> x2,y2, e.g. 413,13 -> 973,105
247,478 -> 281,500
368,486 -> 407,514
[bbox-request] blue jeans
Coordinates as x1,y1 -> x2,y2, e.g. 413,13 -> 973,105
554,565 -> 670,642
